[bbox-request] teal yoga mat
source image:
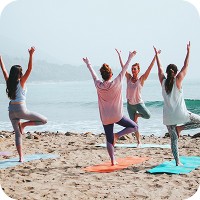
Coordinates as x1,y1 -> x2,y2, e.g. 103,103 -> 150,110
147,156 -> 200,174
96,143 -> 170,148
0,154 -> 59,169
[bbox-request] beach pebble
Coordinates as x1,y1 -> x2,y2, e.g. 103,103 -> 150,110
65,132 -> 72,136
83,132 -> 95,138
26,135 -> 32,139
164,132 -> 170,137
33,135 -> 39,139
192,132 -> 200,138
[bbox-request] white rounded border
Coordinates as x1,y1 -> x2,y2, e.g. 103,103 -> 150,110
184,0 -> 200,15
185,185 -> 200,200
0,0 -> 16,17
0,0 -> 199,199
0,185 -> 15,200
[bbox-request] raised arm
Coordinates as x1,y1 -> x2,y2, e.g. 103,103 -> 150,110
140,51 -> 161,86
176,41 -> 190,89
121,51 -> 137,77
20,47 -> 35,88
0,56 -> 9,81
153,46 -> 165,85
115,49 -> 131,80
82,57 -> 98,81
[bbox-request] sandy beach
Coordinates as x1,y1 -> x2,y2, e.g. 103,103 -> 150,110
0,131 -> 199,200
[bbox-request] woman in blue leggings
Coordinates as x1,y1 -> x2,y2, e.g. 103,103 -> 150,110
83,50 -> 138,165
0,47 -> 47,162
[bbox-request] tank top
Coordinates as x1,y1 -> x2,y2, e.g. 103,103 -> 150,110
11,81 -> 27,103
126,79 -> 143,105
162,78 -> 190,125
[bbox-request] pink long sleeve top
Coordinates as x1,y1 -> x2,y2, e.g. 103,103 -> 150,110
87,61 -> 130,125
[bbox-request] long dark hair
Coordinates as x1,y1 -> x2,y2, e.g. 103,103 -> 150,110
6,65 -> 22,99
165,64 -> 178,94
100,63 -> 112,81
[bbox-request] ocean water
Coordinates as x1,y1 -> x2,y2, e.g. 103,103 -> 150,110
0,78 -> 200,137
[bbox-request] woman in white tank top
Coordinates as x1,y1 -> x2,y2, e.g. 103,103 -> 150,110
116,49 -> 159,147
154,42 -> 200,166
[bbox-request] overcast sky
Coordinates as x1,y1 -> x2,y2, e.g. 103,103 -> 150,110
0,0 -> 200,78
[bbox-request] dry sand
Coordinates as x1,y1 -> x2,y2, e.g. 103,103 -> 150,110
0,131 -> 199,200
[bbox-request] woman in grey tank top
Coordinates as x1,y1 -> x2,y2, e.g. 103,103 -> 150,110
0,47 -> 47,162
154,42 -> 200,166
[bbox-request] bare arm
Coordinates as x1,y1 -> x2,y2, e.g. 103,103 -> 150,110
121,51 -> 137,77
115,49 -> 132,80
20,47 -> 35,88
140,55 -> 156,86
140,51 -> 161,85
153,46 -> 165,85
0,56 -> 9,81
176,41 -> 190,89
82,57 -> 98,81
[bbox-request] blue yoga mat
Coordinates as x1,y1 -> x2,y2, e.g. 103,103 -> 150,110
96,143 -> 170,148
147,156 -> 200,174
0,154 -> 59,169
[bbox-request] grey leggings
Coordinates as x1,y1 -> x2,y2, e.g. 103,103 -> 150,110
9,104 -> 47,146
167,112 -> 200,165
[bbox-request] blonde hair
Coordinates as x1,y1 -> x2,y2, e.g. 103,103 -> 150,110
132,63 -> 140,71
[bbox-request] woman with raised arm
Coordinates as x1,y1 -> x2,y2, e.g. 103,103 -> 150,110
116,49 -> 159,147
154,42 -> 200,166
83,51 -> 138,166
0,47 -> 47,162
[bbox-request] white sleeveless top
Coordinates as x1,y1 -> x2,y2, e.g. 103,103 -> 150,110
11,81 -> 27,103
162,78 -> 190,125
126,79 -> 143,105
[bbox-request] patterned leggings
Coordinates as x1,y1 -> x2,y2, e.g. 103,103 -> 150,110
166,112 -> 200,165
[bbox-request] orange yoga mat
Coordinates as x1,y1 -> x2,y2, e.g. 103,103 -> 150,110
84,156 -> 149,173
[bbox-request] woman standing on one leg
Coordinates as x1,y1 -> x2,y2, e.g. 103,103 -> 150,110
0,47 -> 47,162
116,49 -> 159,147
154,42 -> 200,166
83,50 -> 138,166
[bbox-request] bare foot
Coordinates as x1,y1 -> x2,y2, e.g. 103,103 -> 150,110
18,122 -> 24,135
111,161 -> 118,166
19,158 -> 24,163
137,142 -> 142,148
176,162 -> 183,166
113,133 -> 118,146
134,113 -> 139,124
176,126 -> 181,138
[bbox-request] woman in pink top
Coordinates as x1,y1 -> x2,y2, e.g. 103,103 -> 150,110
116,49 -> 160,147
83,51 -> 138,165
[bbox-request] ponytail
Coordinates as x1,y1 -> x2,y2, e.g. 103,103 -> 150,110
165,64 -> 178,94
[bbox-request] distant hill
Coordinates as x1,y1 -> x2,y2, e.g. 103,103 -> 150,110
0,55 -> 99,83
0,55 -> 158,83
